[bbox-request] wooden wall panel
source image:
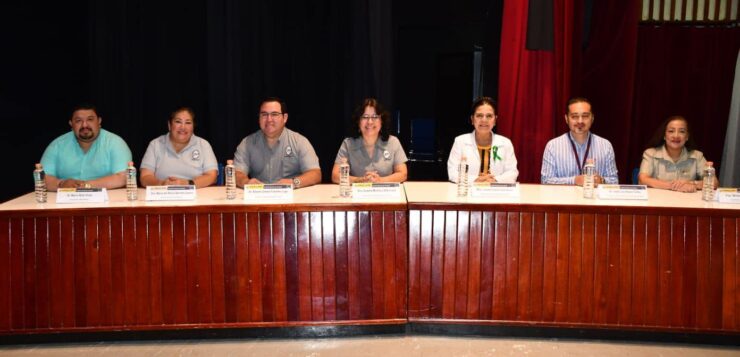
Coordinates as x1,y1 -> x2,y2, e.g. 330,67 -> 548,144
0,219 -> 9,330
407,205 -> 740,334
0,206 -> 406,334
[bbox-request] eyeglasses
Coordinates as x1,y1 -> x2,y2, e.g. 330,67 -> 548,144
568,112 -> 593,120
361,114 -> 381,121
259,112 -> 283,119
474,113 -> 495,120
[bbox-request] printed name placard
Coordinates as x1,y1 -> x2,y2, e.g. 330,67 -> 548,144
243,184 -> 293,201
56,188 -> 109,203
469,182 -> 520,198
596,184 -> 648,200
145,185 -> 197,201
351,183 -> 401,199
717,188 -> 740,204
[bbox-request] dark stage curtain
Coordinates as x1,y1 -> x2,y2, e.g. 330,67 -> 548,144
628,25 -> 740,177
88,0 -> 393,182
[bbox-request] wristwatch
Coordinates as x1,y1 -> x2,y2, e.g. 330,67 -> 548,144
292,177 -> 301,188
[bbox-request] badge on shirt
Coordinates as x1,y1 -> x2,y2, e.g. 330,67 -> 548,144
285,146 -> 293,156
383,150 -> 390,160
192,150 -> 200,160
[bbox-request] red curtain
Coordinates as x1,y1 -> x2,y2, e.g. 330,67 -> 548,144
575,1 -> 640,183
498,0 -> 640,183
628,26 -> 740,176
498,0 -> 573,183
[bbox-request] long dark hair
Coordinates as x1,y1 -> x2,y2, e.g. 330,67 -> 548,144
645,115 -> 696,152
352,98 -> 391,141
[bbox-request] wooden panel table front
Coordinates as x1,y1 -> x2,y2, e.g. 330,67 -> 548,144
404,182 -> 740,334
0,185 -> 408,334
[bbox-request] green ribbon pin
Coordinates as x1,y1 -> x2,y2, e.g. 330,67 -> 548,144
491,146 -> 502,162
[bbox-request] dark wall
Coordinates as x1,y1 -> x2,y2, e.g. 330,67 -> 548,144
0,0 -> 502,202
1,2 -> 90,201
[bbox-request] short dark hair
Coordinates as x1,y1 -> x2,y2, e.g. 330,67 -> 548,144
260,97 -> 288,114
645,115 -> 697,152
352,98 -> 391,141
565,97 -> 592,114
170,107 -> 196,124
71,103 -> 99,118
470,96 -> 497,116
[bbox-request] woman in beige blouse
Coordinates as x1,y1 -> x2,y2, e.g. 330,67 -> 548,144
638,115 -> 718,192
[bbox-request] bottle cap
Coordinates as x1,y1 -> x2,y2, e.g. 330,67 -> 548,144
340,157 -> 348,163
35,163 -> 42,169
128,161 -> 134,166
706,161 -> 713,167
227,159 -> 234,165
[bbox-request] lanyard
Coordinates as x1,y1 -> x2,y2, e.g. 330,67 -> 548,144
568,133 -> 592,174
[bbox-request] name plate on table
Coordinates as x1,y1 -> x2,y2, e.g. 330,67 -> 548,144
596,184 -> 648,200
145,185 -> 196,201
717,188 -> 740,204
470,183 -> 520,198
56,188 -> 109,203
351,183 -> 401,199
243,184 -> 293,201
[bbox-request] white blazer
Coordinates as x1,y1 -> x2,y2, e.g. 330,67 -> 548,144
447,131 -> 519,183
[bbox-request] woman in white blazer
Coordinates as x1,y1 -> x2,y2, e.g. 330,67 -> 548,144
447,97 -> 519,183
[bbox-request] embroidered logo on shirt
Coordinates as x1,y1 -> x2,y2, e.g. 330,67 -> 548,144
286,146 -> 293,156
192,150 -> 200,160
383,150 -> 390,160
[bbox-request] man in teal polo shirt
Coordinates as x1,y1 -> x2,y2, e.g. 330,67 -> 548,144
40,104 -> 132,191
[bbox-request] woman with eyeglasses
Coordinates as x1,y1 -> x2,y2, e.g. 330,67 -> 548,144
331,98 -> 408,183
638,115 -> 718,192
447,97 -> 518,183
139,107 -> 218,188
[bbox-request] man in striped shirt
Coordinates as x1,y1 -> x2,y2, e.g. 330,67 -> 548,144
541,97 -> 619,185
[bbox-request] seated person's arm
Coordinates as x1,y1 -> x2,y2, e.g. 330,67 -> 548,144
45,174 -> 73,191
235,170 -> 259,187
140,168 -> 164,186
192,170 -> 218,188
381,163 -> 408,183
277,168 -> 322,188
367,163 -> 407,183
541,146 -> 575,185
638,173 -> 674,190
82,171 -> 127,189
51,172 -> 126,190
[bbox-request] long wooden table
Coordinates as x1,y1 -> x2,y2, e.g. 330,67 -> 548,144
2,182 -> 739,339
0,185 -> 408,335
404,182 -> 740,334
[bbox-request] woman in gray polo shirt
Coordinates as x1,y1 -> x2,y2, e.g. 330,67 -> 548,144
638,115 -> 718,192
139,107 -> 219,188
331,98 -> 408,183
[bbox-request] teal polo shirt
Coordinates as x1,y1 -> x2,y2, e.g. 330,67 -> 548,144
40,129 -> 132,180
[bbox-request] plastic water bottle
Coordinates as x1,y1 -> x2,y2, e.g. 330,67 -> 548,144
126,161 -> 138,201
33,163 -> 47,203
583,158 -> 595,199
225,160 -> 236,200
339,157 -> 351,197
457,156 -> 469,197
702,161 -> 715,201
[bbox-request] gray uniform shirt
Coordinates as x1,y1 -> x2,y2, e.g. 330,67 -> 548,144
233,128 -> 320,183
140,134 -> 218,181
333,135 -> 408,177
639,146 -> 707,181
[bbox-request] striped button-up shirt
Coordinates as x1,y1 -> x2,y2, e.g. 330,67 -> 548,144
541,132 -> 619,184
